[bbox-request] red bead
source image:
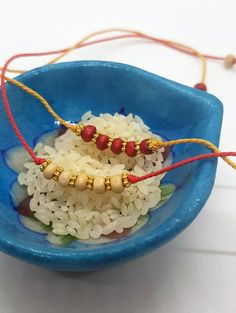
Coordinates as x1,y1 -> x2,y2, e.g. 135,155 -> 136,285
81,125 -> 97,142
194,83 -> 207,91
140,139 -> 152,155
111,138 -> 123,154
125,141 -> 137,157
96,134 -> 109,150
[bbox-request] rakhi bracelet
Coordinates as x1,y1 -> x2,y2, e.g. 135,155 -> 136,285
40,152 -> 236,194
40,159 -> 130,194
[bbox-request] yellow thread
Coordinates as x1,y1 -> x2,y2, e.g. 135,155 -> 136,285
4,76 -> 76,132
47,28 -> 142,65
0,68 -> 24,74
0,28 -> 206,83
162,40 -> 206,83
3,78 -> 236,170
150,138 -> 236,170
46,28 -> 206,83
1,29 -> 234,169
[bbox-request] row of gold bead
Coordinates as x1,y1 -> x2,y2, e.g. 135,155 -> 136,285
39,160 -> 130,194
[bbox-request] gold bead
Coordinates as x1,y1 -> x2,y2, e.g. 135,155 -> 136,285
122,172 -> 131,187
69,175 -> 77,187
107,138 -> 113,149
40,159 -> 51,172
224,54 -> 235,69
147,138 -> 162,151
93,176 -> 106,194
75,173 -> 88,191
86,176 -> 94,190
91,131 -> 101,143
135,141 -> 141,154
53,167 -> 64,181
121,141 -> 127,152
43,163 -> 58,180
105,176 -> 111,191
75,123 -> 86,136
110,174 -> 125,193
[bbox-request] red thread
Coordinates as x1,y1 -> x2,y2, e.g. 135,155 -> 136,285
1,51 -> 68,165
0,36 -> 139,165
1,32 -> 234,171
128,152 -> 236,184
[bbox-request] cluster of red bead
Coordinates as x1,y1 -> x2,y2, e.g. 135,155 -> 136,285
76,124 -> 154,157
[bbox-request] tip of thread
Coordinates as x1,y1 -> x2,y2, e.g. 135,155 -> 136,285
194,82 -> 207,91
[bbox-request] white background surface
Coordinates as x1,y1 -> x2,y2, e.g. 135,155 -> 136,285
0,1 -> 236,312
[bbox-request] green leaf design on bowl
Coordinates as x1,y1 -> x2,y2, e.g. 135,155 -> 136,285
60,234 -> 76,245
152,183 -> 176,210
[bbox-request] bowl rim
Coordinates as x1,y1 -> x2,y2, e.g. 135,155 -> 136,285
0,60 -> 223,270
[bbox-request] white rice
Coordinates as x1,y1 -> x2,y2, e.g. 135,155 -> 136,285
18,112 -> 165,239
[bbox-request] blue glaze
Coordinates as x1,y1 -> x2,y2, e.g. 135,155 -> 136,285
0,61 -> 223,271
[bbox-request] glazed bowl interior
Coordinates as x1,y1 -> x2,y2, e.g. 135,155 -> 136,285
0,61 -> 223,271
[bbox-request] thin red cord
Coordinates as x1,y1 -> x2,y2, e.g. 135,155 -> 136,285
203,54 -> 224,61
1,51 -> 67,165
128,152 -> 236,183
81,33 -> 227,61
1,32 -> 235,180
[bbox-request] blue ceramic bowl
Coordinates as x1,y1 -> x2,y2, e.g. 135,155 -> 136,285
0,61 -> 223,271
